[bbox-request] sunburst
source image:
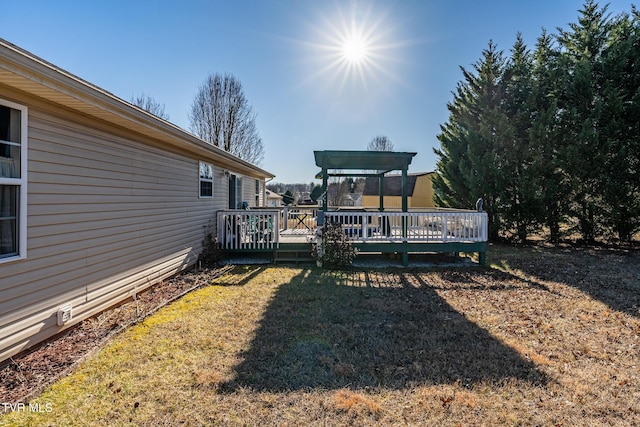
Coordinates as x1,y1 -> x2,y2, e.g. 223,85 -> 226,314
341,30 -> 369,65
298,2 -> 403,94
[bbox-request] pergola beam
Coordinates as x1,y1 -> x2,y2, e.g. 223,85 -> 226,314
315,172 -> 387,178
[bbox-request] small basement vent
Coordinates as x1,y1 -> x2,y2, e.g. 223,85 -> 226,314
57,304 -> 73,326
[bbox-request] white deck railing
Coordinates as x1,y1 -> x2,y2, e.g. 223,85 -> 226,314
246,207 -> 319,235
281,207 -> 319,235
324,211 -> 487,243
217,210 -> 280,250
217,209 -> 487,249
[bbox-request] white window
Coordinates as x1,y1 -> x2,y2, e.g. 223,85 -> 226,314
234,175 -> 243,209
0,99 -> 28,262
199,161 -> 213,198
255,179 -> 261,206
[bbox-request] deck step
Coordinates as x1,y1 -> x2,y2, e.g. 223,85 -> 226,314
274,254 -> 315,263
274,246 -> 315,264
275,258 -> 315,263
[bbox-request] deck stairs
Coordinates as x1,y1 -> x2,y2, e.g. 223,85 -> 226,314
274,243 -> 315,264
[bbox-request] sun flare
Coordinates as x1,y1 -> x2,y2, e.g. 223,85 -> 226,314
341,33 -> 369,64
297,2 -> 407,95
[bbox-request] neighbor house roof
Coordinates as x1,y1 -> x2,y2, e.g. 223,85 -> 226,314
265,190 -> 282,200
0,38 -> 274,179
363,172 -> 434,197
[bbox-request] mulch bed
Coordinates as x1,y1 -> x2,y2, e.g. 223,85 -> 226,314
0,266 -> 232,404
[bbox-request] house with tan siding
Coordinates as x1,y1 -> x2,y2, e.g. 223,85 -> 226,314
361,172 -> 436,209
0,39 -> 274,363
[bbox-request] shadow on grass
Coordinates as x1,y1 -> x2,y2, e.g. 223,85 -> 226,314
491,244 -> 640,318
435,268 -> 561,295
212,265 -> 266,287
220,268 -> 548,392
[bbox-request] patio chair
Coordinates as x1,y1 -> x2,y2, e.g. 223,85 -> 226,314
248,215 -> 273,243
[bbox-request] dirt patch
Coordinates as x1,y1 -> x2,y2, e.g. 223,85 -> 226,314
0,266 -> 232,403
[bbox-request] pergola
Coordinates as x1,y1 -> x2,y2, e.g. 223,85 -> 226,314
314,150 -> 417,212
217,150 -> 487,266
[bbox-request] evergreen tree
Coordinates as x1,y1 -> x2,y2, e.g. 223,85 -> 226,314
282,190 -> 295,206
434,41 -> 507,240
598,10 -> 640,241
556,0 -> 612,242
434,1 -> 640,243
499,33 -> 540,241
529,29 -> 568,242
309,185 -> 323,202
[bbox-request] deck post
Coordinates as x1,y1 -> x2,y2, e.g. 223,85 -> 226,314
283,206 -> 288,230
401,167 -> 408,265
401,244 -> 409,266
479,250 -> 487,266
321,167 -> 328,213
378,174 -> 384,212
401,168 -> 408,212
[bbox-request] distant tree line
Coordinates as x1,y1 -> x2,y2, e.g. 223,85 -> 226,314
267,182 -> 319,205
267,180 -> 365,207
267,182 -> 316,197
434,1 -> 640,243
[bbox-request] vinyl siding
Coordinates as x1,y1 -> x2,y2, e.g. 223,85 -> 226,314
0,104 -> 231,361
411,174 -> 435,207
361,174 -> 435,209
361,195 -> 408,209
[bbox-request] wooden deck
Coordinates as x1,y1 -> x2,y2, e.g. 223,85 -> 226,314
216,208 -> 488,265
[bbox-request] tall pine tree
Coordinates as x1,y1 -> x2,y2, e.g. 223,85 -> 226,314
598,10 -> 640,241
499,33 -> 541,241
434,41 -> 507,240
434,1 -> 639,243
556,0 -> 612,242
529,29 -> 568,242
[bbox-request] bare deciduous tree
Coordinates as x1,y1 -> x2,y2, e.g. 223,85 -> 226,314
367,135 -> 394,151
130,93 -> 169,120
189,73 -> 265,165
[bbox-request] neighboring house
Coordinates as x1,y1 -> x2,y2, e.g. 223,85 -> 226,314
265,190 -> 283,207
362,172 -> 436,209
0,39 -> 274,362
343,193 -> 362,207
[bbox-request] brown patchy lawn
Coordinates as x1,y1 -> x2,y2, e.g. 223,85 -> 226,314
2,244 -> 639,426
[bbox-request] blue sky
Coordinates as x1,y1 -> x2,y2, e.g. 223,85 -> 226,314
2,1 -> 635,183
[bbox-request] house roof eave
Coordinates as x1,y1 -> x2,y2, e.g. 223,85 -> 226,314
0,38 -> 274,179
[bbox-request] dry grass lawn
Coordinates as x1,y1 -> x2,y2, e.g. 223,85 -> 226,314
2,244 -> 639,426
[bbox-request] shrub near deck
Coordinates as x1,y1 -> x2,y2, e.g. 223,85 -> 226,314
3,246 -> 639,426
